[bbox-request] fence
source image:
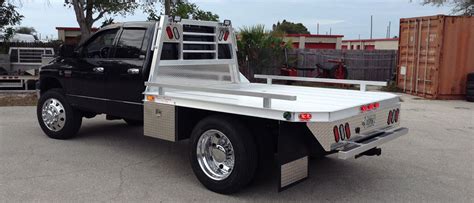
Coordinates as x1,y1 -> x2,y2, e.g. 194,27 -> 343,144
240,49 -> 398,82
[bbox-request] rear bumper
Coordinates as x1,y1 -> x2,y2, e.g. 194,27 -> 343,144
337,127 -> 408,159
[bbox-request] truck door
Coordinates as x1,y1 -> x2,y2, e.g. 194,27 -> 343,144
105,28 -> 148,120
66,29 -> 119,113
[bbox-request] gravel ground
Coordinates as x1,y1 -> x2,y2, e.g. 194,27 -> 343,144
0,94 -> 473,202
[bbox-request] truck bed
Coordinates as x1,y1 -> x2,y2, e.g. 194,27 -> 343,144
149,82 -> 400,122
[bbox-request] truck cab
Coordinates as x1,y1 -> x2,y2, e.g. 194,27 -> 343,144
38,22 -> 155,124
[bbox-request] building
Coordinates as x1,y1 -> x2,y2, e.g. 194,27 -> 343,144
56,27 -> 99,45
342,38 -> 399,50
284,34 -> 344,50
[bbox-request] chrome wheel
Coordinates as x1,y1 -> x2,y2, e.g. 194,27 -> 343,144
41,98 -> 66,132
196,129 -> 235,181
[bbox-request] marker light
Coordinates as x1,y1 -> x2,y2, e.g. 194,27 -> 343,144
223,20 -> 231,26
333,126 -> 340,142
166,26 -> 173,39
223,31 -> 230,41
360,102 -> 380,112
298,113 -> 312,121
146,95 -> 155,101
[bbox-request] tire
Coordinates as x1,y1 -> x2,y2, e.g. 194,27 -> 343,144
124,119 -> 143,126
330,65 -> 348,79
37,88 -> 82,139
189,115 -> 257,194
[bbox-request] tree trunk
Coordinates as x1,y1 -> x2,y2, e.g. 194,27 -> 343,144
164,0 -> 171,15
71,0 -> 93,44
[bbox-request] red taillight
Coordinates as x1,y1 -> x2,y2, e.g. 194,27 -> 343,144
223,31 -> 230,41
374,102 -> 380,108
299,113 -> 312,121
360,105 -> 368,112
344,123 -> 351,139
166,26 -> 173,39
333,126 -> 340,142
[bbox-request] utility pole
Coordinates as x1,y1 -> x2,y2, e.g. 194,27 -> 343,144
370,15 -> 373,39
330,27 -> 332,35
388,21 -> 391,38
317,23 -> 320,34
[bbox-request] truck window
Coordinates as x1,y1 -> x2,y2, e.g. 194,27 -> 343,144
82,29 -> 118,58
114,29 -> 147,59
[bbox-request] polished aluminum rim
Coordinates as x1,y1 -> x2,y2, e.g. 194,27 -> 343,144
196,129 -> 235,181
41,98 -> 66,132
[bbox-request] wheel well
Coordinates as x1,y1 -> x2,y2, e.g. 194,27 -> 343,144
40,77 -> 62,94
176,107 -> 325,158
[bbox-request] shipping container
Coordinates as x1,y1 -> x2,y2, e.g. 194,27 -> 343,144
397,15 -> 474,99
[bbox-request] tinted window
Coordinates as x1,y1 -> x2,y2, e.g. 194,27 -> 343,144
114,29 -> 146,58
82,29 -> 118,58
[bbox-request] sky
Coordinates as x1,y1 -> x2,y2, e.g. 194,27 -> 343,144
15,0 -> 452,40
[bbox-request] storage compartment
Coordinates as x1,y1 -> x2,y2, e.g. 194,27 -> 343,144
144,102 -> 176,142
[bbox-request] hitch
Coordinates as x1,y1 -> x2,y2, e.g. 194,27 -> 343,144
355,147 -> 382,159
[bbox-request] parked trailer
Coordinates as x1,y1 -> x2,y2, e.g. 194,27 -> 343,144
36,16 -> 408,194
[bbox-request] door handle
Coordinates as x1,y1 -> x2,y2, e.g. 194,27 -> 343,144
93,67 -> 104,73
127,68 -> 140,75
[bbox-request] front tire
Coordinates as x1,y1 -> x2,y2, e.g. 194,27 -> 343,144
37,88 -> 82,139
190,115 -> 257,194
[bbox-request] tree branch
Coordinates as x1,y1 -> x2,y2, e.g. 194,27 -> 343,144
92,10 -> 107,23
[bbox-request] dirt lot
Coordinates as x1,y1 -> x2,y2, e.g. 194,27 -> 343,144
0,94 -> 473,201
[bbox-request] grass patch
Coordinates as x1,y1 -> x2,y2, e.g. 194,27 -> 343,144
0,93 -> 37,106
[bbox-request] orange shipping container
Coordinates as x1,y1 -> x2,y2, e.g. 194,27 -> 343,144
397,15 -> 474,99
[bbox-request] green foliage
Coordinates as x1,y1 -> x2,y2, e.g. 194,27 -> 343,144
15,26 -> 37,34
237,25 -> 292,75
419,0 -> 473,16
272,20 -> 310,34
147,1 -> 219,21
0,1 -> 23,41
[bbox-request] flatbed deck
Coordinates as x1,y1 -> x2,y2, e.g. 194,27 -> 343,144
147,82 -> 399,122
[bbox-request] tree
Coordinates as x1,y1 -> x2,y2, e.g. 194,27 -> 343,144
148,1 -> 219,21
0,0 -> 23,40
272,20 -> 310,34
15,26 -> 36,35
419,0 -> 473,16
237,25 -> 292,79
65,0 -> 141,43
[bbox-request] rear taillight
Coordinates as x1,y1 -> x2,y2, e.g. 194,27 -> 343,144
387,108 -> 400,125
344,123 -> 351,139
333,126 -> 340,142
166,26 -> 173,39
172,27 -> 180,40
223,31 -> 230,41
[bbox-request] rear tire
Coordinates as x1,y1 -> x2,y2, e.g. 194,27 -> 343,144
189,115 -> 257,194
37,88 -> 82,139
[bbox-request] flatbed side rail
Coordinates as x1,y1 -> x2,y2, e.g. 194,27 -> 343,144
145,82 -> 297,108
254,75 -> 387,92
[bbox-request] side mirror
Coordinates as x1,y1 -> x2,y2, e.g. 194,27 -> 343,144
59,44 -> 77,58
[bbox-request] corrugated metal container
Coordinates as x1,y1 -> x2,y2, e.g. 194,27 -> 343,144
397,15 -> 474,99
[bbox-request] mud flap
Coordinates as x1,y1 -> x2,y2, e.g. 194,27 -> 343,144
278,122 -> 309,191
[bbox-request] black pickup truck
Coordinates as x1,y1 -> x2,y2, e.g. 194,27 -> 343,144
37,22 -> 156,139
